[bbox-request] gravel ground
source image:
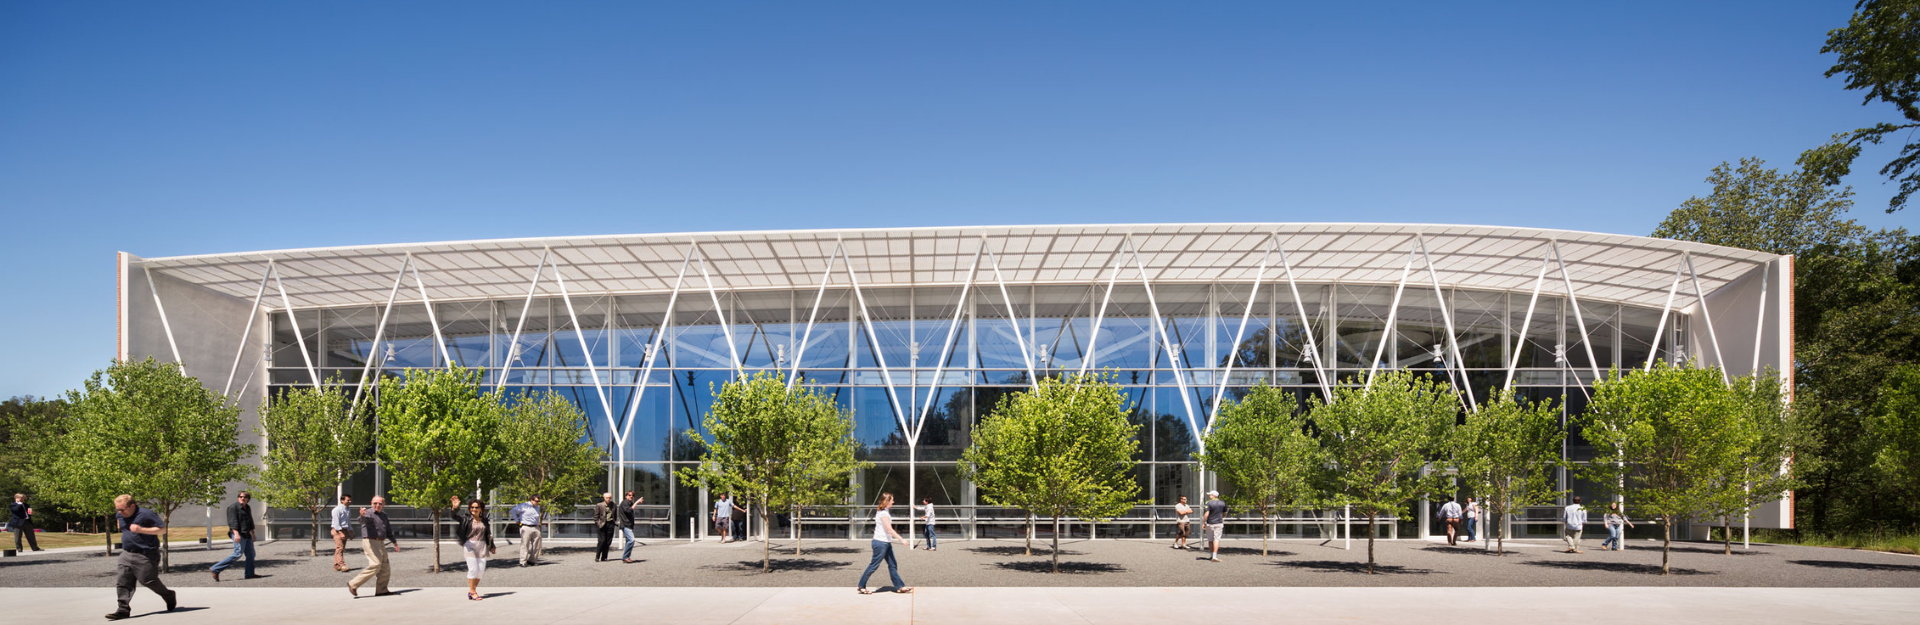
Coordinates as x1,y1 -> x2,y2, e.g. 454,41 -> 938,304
3,536 -> 1916,589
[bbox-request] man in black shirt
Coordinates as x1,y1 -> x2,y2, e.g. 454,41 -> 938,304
107,494 -> 176,620
347,496 -> 400,597
618,491 -> 640,563
8,492 -> 41,552
1203,490 -> 1228,563
210,491 -> 257,581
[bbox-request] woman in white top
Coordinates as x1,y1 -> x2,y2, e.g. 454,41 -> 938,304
857,493 -> 913,595
1173,496 -> 1193,550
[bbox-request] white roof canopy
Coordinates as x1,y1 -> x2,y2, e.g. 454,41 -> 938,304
130,223 -> 1781,311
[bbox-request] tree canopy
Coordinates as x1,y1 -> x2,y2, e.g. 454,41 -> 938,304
1819,0 -> 1920,213
1449,389 -> 1565,555
374,367 -> 508,572
499,390 -> 608,540
253,382 -> 371,557
1309,370 -> 1456,574
1197,383 -> 1319,556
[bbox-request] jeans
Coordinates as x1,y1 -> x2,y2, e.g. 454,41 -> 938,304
210,535 -> 256,577
733,517 -> 746,541
620,526 -> 637,560
921,524 -> 937,549
1602,525 -> 1622,550
859,540 -> 905,589
1465,516 -> 1477,541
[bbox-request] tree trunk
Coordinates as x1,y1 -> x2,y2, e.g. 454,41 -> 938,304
429,506 -> 442,573
1495,503 -> 1506,555
761,507 -> 772,572
1661,516 -> 1672,575
159,510 -> 172,572
1025,513 -> 1034,556
310,509 -> 321,557
1051,515 -> 1061,574
1366,511 -> 1377,575
105,513 -> 114,557
1261,508 -> 1270,556
1723,517 -> 1733,555
793,506 -> 804,556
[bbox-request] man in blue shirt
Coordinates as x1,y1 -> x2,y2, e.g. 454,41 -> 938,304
330,494 -> 353,572
108,494 -> 176,621
509,496 -> 543,566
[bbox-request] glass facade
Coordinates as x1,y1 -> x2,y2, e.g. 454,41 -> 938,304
269,281 -> 1685,540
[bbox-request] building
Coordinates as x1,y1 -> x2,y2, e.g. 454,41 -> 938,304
118,223 -> 1792,541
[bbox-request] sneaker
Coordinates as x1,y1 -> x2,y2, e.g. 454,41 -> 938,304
164,592 -> 177,612
1210,556 -> 1220,562
105,612 -> 130,621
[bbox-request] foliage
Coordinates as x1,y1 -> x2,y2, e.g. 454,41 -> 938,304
1752,527 -> 1920,556
374,367 -> 508,572
0,396 -> 91,530
498,390 -> 607,540
1196,383 -> 1319,555
1702,373 -> 1802,555
1651,141 -> 1863,256
33,358 -> 254,570
959,373 -> 1143,573
1869,364 -> 1920,515
1449,389 -> 1565,555
1309,370 -> 1457,574
1577,364 -> 1744,574
252,382 -> 371,557
1819,0 -> 1920,213
676,372 -> 867,570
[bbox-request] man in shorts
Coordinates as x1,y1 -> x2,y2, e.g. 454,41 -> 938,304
1203,490 -> 1227,562
1172,496 -> 1193,550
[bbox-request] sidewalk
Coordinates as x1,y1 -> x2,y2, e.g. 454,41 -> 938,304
3,586 -> 1915,624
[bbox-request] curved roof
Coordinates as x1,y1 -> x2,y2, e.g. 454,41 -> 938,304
130,223 -> 1781,311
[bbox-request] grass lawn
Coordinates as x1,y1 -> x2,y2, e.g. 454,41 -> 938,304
9,526 -> 231,551
1752,528 -> 1920,556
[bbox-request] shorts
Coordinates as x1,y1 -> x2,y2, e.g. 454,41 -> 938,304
1205,523 -> 1224,542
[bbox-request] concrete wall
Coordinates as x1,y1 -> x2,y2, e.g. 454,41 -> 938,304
120,253 -> 270,527
1683,255 -> 1795,530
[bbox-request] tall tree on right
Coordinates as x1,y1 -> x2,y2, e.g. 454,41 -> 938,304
1816,0 -> 1920,213
1309,370 -> 1457,574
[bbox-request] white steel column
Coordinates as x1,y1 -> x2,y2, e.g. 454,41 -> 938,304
692,242 -> 744,375
1366,250 -> 1419,388
914,245 -> 983,440
269,260 -> 320,388
553,254 -> 620,439
1127,234 -> 1203,448
349,255 -> 415,407
409,261 -> 455,369
1276,241 -> 1334,401
1419,236 -> 1478,411
1748,262 -> 1772,381
1684,255 -> 1730,385
223,265 -> 273,397
1550,242 -> 1604,384
844,247 -> 912,435
619,244 -> 698,449
1644,255 -> 1688,372
1207,234 -> 1274,430
1503,250 -> 1554,391
142,266 -> 185,374
789,243 -> 844,389
1078,240 -> 1130,377
982,236 -> 1039,387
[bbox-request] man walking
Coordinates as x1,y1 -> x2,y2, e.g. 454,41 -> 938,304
1172,496 -> 1192,550
731,495 -> 749,542
1438,496 -> 1462,546
330,495 -> 353,571
1203,490 -> 1227,562
107,494 -> 176,620
1562,496 -> 1588,554
914,497 -> 937,551
618,491 -> 641,563
1463,496 -> 1480,543
509,496 -> 543,565
347,496 -> 400,597
8,493 -> 42,552
593,493 -> 615,562
210,491 -> 258,581
713,494 -> 731,542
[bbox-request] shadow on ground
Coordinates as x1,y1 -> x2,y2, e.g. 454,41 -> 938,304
1521,560 -> 1711,576
769,545 -> 858,555
966,546 -> 1083,557
157,558 -> 302,574
1788,559 -> 1920,573
1267,560 -> 1434,575
1421,546 -> 1529,558
990,560 -> 1127,574
1212,547 -> 1297,557
705,558 -> 853,573
1662,544 -> 1767,556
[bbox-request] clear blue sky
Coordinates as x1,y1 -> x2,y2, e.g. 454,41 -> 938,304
1,1 -> 1914,398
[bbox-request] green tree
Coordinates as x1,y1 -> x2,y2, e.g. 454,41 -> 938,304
1869,364 -> 1920,518
1196,383 -> 1319,555
375,367 -> 508,573
498,390 -> 607,543
960,373 -> 1143,574
1450,389 -> 1565,555
1652,143 -> 1863,256
1577,363 -> 1744,574
677,372 -> 867,571
1309,370 -> 1456,574
33,358 -> 254,570
0,396 -> 87,531
1818,0 -> 1920,213
253,382 -> 372,557
958,390 -> 1047,557
1701,373 -> 1800,555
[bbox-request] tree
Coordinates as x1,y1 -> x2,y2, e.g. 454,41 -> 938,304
1818,0 -> 1920,213
677,372 -> 866,571
1868,364 -> 1920,518
958,389 -> 1047,557
1652,143 -> 1863,257
1196,383 -> 1319,556
498,390 -> 607,544
959,373 -> 1142,574
1309,370 -> 1456,574
1577,363 -> 1744,574
375,367 -> 508,573
1703,373 -> 1799,555
1450,389 -> 1565,555
253,382 -> 372,557
33,358 -> 254,570
0,396 -> 87,531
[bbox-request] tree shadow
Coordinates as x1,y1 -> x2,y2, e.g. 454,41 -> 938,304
966,545 -> 1083,557
990,560 -> 1127,574
165,558 -> 300,574
705,558 -> 852,573
1521,560 -> 1712,576
1421,546 -> 1527,557
768,545 -> 858,555
1662,544 -> 1767,556
1266,560 -> 1434,575
1213,547 -> 1297,557
1788,559 -> 1920,573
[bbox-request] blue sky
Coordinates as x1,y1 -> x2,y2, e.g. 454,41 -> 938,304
1,1 -> 1914,398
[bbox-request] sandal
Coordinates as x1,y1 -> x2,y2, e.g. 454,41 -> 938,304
895,587 -> 914,594
857,588 -> 874,595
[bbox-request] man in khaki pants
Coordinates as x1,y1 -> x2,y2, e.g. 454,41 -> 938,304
509,496 -> 544,566
348,497 -> 400,597
330,495 -> 353,572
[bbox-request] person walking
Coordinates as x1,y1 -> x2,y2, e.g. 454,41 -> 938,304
618,491 -> 641,563
856,493 -> 913,595
914,497 -> 937,551
106,494 -> 176,621
732,496 -> 750,542
713,494 -> 732,542
347,496 -> 400,597
1601,502 -> 1634,551
509,496 -> 544,566
593,493 -> 616,562
1562,496 -> 1588,554
1438,496 -> 1462,546
1463,497 -> 1480,543
210,491 -> 258,581
330,495 -> 354,572
457,499 -> 496,601
1203,490 -> 1227,562
8,493 -> 42,552
1171,496 -> 1192,550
